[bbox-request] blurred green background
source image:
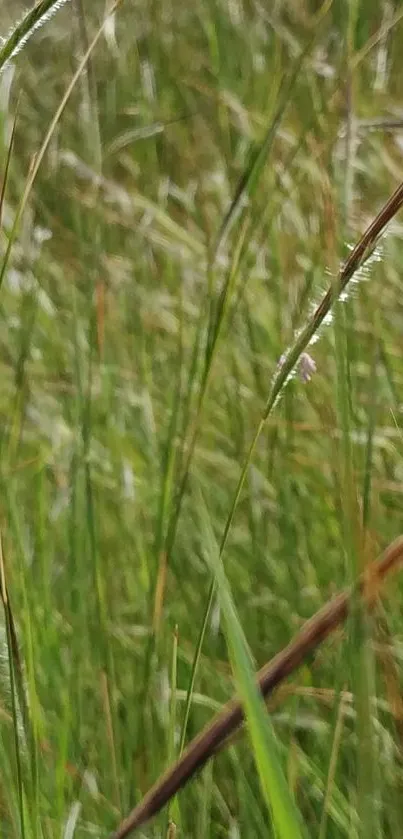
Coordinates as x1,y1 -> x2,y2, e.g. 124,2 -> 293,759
1,1 -> 403,837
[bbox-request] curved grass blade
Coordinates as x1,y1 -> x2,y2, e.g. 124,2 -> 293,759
197,495 -> 304,839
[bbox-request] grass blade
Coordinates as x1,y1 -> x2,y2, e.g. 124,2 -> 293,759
0,531 -> 26,839
197,494 -> 304,839
0,104 -> 17,228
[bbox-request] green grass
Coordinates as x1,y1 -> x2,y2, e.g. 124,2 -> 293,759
1,1 -> 403,837
198,491 -> 304,839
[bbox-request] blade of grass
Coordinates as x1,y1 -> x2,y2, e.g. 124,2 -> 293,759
166,626 -> 179,829
340,9 -> 381,835
0,530 -> 26,839
318,687 -> 349,839
0,108 -> 18,460
197,493 -> 304,839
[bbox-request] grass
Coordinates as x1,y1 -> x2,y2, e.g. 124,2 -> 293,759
1,1 -> 403,837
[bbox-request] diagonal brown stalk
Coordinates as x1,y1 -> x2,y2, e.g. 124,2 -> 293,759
110,536 -> 403,839
262,177 -> 403,427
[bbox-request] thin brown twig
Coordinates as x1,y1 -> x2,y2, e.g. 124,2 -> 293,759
316,178 -> 403,320
110,536 -> 403,839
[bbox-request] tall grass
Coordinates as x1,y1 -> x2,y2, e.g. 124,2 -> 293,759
1,1 -> 403,838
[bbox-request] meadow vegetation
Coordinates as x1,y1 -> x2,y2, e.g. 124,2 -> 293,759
1,1 -> 403,837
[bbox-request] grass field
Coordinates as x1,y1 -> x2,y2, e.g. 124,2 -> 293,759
2,1 -> 403,837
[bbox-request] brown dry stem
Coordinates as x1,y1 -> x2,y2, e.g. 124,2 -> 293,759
111,536 -> 403,838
